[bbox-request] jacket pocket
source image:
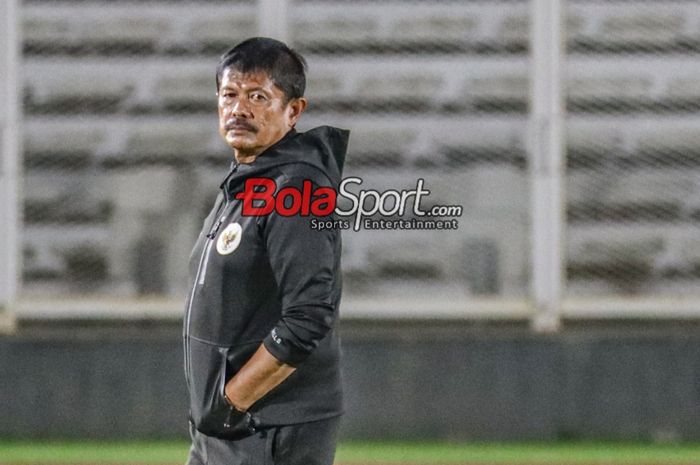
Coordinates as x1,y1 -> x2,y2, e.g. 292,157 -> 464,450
187,338 -> 259,439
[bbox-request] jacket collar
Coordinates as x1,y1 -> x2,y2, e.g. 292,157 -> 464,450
219,126 -> 349,196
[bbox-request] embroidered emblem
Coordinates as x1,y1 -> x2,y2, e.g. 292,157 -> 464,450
271,328 -> 282,345
216,223 -> 242,255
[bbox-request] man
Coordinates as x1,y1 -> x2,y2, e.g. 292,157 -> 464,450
183,37 -> 348,465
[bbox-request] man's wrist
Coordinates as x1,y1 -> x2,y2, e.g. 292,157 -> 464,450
223,389 -> 247,413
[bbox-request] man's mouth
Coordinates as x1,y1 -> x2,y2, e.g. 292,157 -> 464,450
225,119 -> 256,133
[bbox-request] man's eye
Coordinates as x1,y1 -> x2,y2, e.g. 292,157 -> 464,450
251,93 -> 267,102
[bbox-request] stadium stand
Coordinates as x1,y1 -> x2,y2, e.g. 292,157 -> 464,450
22,2 -> 257,55
290,2 -> 527,54
18,0 -> 700,301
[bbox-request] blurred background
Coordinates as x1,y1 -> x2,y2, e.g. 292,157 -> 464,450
2,0 -> 700,444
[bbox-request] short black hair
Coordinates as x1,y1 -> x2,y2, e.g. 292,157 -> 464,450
216,37 -> 307,103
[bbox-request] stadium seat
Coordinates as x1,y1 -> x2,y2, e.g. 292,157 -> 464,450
599,13 -> 684,42
24,67 -> 134,114
678,237 -> 700,265
566,124 -> 626,170
469,75 -> 528,100
23,2 -> 258,56
305,75 -> 345,101
24,127 -> 105,156
110,167 -> 178,212
291,2 -> 528,53
442,143 -> 526,169
473,166 -> 526,209
567,3 -> 695,53
124,123 -> 216,158
367,239 -> 445,280
188,15 -> 257,50
23,173 -> 111,206
461,237 -> 501,295
292,16 -> 379,45
346,128 -> 417,160
466,74 -> 528,113
668,77 -> 700,99
22,16 -> 73,43
567,76 -> 652,100
23,224 -> 111,287
389,14 -> 478,42
355,73 -> 443,101
636,128 -> 700,155
153,73 -> 215,112
24,194 -> 113,225
567,234 -> 664,290
605,171 -> 695,205
79,18 -> 170,43
305,55 -> 527,114
498,14 -> 529,42
23,7 -> 170,54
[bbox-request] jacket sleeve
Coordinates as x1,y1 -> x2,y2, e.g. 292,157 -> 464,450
260,175 -> 340,367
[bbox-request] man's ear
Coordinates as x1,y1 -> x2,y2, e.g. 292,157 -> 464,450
287,97 -> 308,126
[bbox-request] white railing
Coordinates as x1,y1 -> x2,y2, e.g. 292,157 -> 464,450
529,0 -> 566,331
0,0 -> 20,331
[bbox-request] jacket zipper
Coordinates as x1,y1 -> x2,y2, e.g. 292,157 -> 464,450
198,217 -> 224,285
184,204 -> 228,386
184,164 -> 237,386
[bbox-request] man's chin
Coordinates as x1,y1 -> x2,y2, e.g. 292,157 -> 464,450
225,135 -> 253,150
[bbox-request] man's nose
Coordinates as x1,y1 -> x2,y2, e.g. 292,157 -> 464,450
230,98 -> 251,117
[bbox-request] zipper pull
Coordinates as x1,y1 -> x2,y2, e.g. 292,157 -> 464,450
206,218 -> 224,239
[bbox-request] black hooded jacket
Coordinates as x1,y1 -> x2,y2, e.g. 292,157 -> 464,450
183,126 -> 349,437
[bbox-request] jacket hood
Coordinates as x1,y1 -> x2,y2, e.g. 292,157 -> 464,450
221,126 -> 349,190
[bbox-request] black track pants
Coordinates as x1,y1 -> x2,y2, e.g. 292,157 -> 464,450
186,416 -> 341,465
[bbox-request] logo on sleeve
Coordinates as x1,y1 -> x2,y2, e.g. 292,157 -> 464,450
216,223 -> 242,255
271,328 -> 282,345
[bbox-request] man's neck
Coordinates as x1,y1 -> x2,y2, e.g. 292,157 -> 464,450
234,151 -> 259,164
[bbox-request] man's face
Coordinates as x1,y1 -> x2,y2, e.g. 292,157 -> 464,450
217,68 -> 306,162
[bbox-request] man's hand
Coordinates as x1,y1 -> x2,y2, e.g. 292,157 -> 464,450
194,387 -> 256,440
218,404 -> 256,439
224,343 -> 297,411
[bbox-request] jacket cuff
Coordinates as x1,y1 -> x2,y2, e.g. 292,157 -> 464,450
263,328 -> 310,367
